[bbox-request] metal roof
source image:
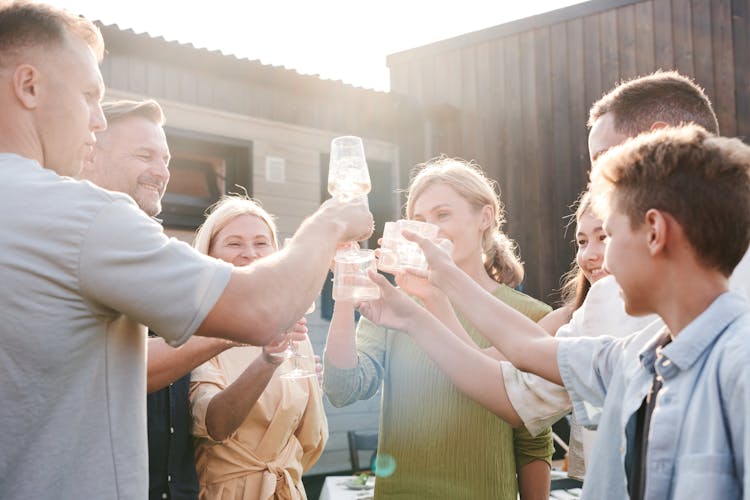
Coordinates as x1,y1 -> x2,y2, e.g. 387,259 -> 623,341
97,22 -> 388,95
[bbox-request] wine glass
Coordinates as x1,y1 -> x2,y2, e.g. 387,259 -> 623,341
275,237 -> 317,379
328,136 -> 371,201
329,136 -> 371,257
278,302 -> 317,380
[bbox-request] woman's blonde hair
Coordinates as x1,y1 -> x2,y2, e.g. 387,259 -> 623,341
405,157 -> 524,288
560,191 -> 593,310
193,195 -> 278,255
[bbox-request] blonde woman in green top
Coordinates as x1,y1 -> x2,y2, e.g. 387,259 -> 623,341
323,158 -> 556,499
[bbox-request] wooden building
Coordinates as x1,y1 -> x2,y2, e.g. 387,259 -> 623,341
388,0 -> 750,303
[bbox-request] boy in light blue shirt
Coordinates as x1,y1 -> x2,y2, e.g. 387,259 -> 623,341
358,125 -> 750,499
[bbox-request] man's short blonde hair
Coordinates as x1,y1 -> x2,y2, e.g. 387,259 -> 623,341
102,99 -> 166,127
0,1 -> 104,64
591,125 -> 750,276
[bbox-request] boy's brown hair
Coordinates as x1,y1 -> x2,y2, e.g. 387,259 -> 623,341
591,125 -> 750,276
588,71 -> 719,136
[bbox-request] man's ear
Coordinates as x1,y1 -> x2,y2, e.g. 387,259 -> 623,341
644,208 -> 668,256
13,64 -> 40,109
650,121 -> 669,131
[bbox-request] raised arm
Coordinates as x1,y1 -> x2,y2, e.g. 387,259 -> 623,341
356,272 -> 522,426
406,233 -> 563,384
199,322 -> 307,441
197,196 -> 373,345
395,270 -> 485,351
323,300 -> 358,369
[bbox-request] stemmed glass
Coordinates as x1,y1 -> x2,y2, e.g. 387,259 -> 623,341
278,302 -> 317,380
328,136 -> 371,262
328,136 -> 371,202
274,238 -> 317,379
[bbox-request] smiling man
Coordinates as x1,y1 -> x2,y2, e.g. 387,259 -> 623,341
81,100 -> 171,217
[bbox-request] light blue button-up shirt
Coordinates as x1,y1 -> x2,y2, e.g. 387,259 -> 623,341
558,291 -> 750,499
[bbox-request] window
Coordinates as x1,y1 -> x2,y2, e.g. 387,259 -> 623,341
160,129 -> 252,230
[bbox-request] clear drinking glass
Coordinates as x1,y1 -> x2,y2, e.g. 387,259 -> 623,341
328,136 -> 371,200
332,249 -> 381,301
377,219 -> 439,273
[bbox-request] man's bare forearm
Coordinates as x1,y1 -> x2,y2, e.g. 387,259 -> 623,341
196,211 -> 348,345
147,336 -> 231,394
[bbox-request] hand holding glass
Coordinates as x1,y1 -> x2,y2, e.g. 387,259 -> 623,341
378,220 -> 440,273
332,249 -> 381,301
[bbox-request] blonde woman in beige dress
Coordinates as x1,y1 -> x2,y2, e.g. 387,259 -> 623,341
190,195 -> 328,500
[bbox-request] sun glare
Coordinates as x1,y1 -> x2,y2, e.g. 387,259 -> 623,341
48,0 -> 585,91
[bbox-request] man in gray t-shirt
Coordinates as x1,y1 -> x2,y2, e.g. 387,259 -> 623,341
0,4 -> 373,499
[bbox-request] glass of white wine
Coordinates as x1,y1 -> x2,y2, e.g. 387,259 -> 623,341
328,136 -> 371,201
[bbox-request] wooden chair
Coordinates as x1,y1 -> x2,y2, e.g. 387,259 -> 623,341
347,430 -> 379,474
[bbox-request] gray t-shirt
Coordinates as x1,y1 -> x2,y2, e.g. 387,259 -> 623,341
0,154 -> 232,499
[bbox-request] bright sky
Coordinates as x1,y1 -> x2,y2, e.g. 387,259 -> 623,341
47,0 -> 586,91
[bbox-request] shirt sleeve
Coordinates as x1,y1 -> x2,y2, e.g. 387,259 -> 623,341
721,332 -> 750,492
323,316 -> 388,407
189,356 -> 229,442
78,198 -> 232,346
513,423 -> 555,468
557,335 -> 622,427
501,361 -> 571,436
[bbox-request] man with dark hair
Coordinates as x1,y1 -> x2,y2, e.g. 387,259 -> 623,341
0,3 -> 372,498
587,71 -> 720,159
585,71 -> 750,296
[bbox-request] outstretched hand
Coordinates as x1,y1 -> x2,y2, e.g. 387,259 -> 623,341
393,267 -> 434,301
262,318 -> 308,363
401,231 -> 456,290
320,195 -> 374,244
354,270 -> 424,333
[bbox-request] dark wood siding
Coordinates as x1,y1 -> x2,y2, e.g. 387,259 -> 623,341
388,0 -> 750,303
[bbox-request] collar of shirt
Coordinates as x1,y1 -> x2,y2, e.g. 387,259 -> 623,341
637,292 -> 748,380
563,290 -> 750,500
